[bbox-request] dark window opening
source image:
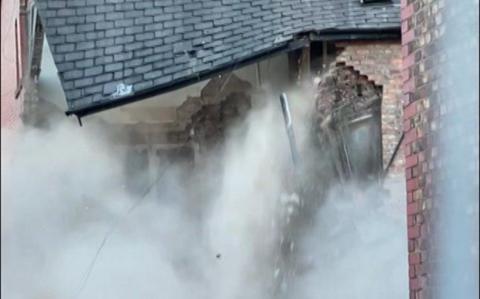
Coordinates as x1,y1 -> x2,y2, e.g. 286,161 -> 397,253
337,112 -> 383,182
316,64 -> 383,183
310,41 -> 337,75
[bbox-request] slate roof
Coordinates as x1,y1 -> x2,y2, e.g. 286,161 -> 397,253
36,0 -> 400,116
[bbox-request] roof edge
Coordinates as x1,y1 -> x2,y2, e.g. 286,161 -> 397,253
67,39 -> 306,118
67,27 -> 400,119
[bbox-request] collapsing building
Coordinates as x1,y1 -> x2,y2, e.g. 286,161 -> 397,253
19,0 -> 405,183
8,0 -> 406,290
2,0 -> 478,298
2,0 -> 477,297
25,2 -> 407,294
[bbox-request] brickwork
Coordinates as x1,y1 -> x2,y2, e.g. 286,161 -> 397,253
335,41 -> 404,175
401,0 -> 443,296
1,1 -> 25,129
315,64 -> 383,181
401,0 -> 479,298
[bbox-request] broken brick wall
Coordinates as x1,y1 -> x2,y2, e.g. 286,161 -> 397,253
333,41 -> 404,176
188,92 -> 251,154
402,0 -> 479,298
186,74 -> 253,158
315,64 -> 384,182
111,73 -> 253,183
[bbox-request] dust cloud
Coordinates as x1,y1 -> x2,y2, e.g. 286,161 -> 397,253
434,1 -> 479,297
1,90 -> 407,298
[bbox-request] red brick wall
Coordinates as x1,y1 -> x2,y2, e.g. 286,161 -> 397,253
1,0 -> 26,129
335,41 -> 404,176
401,0 -> 440,297
402,0 -> 479,298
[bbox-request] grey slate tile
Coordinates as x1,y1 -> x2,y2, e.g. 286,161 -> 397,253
65,33 -> 85,43
75,77 -> 94,88
144,69 -> 164,80
85,48 -> 104,58
124,75 -> 143,85
154,75 -> 173,85
63,69 -> 84,80
95,73 -> 114,84
84,66 -> 103,77
75,59 -> 94,68
105,62 -> 123,72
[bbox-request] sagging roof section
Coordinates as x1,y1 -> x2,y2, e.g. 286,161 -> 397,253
36,0 -> 400,116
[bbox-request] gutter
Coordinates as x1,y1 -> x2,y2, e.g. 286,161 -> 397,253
66,27 -> 400,119
309,27 -> 401,41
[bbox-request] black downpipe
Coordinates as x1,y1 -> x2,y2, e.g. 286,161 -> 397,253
279,93 -> 300,168
383,132 -> 405,177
